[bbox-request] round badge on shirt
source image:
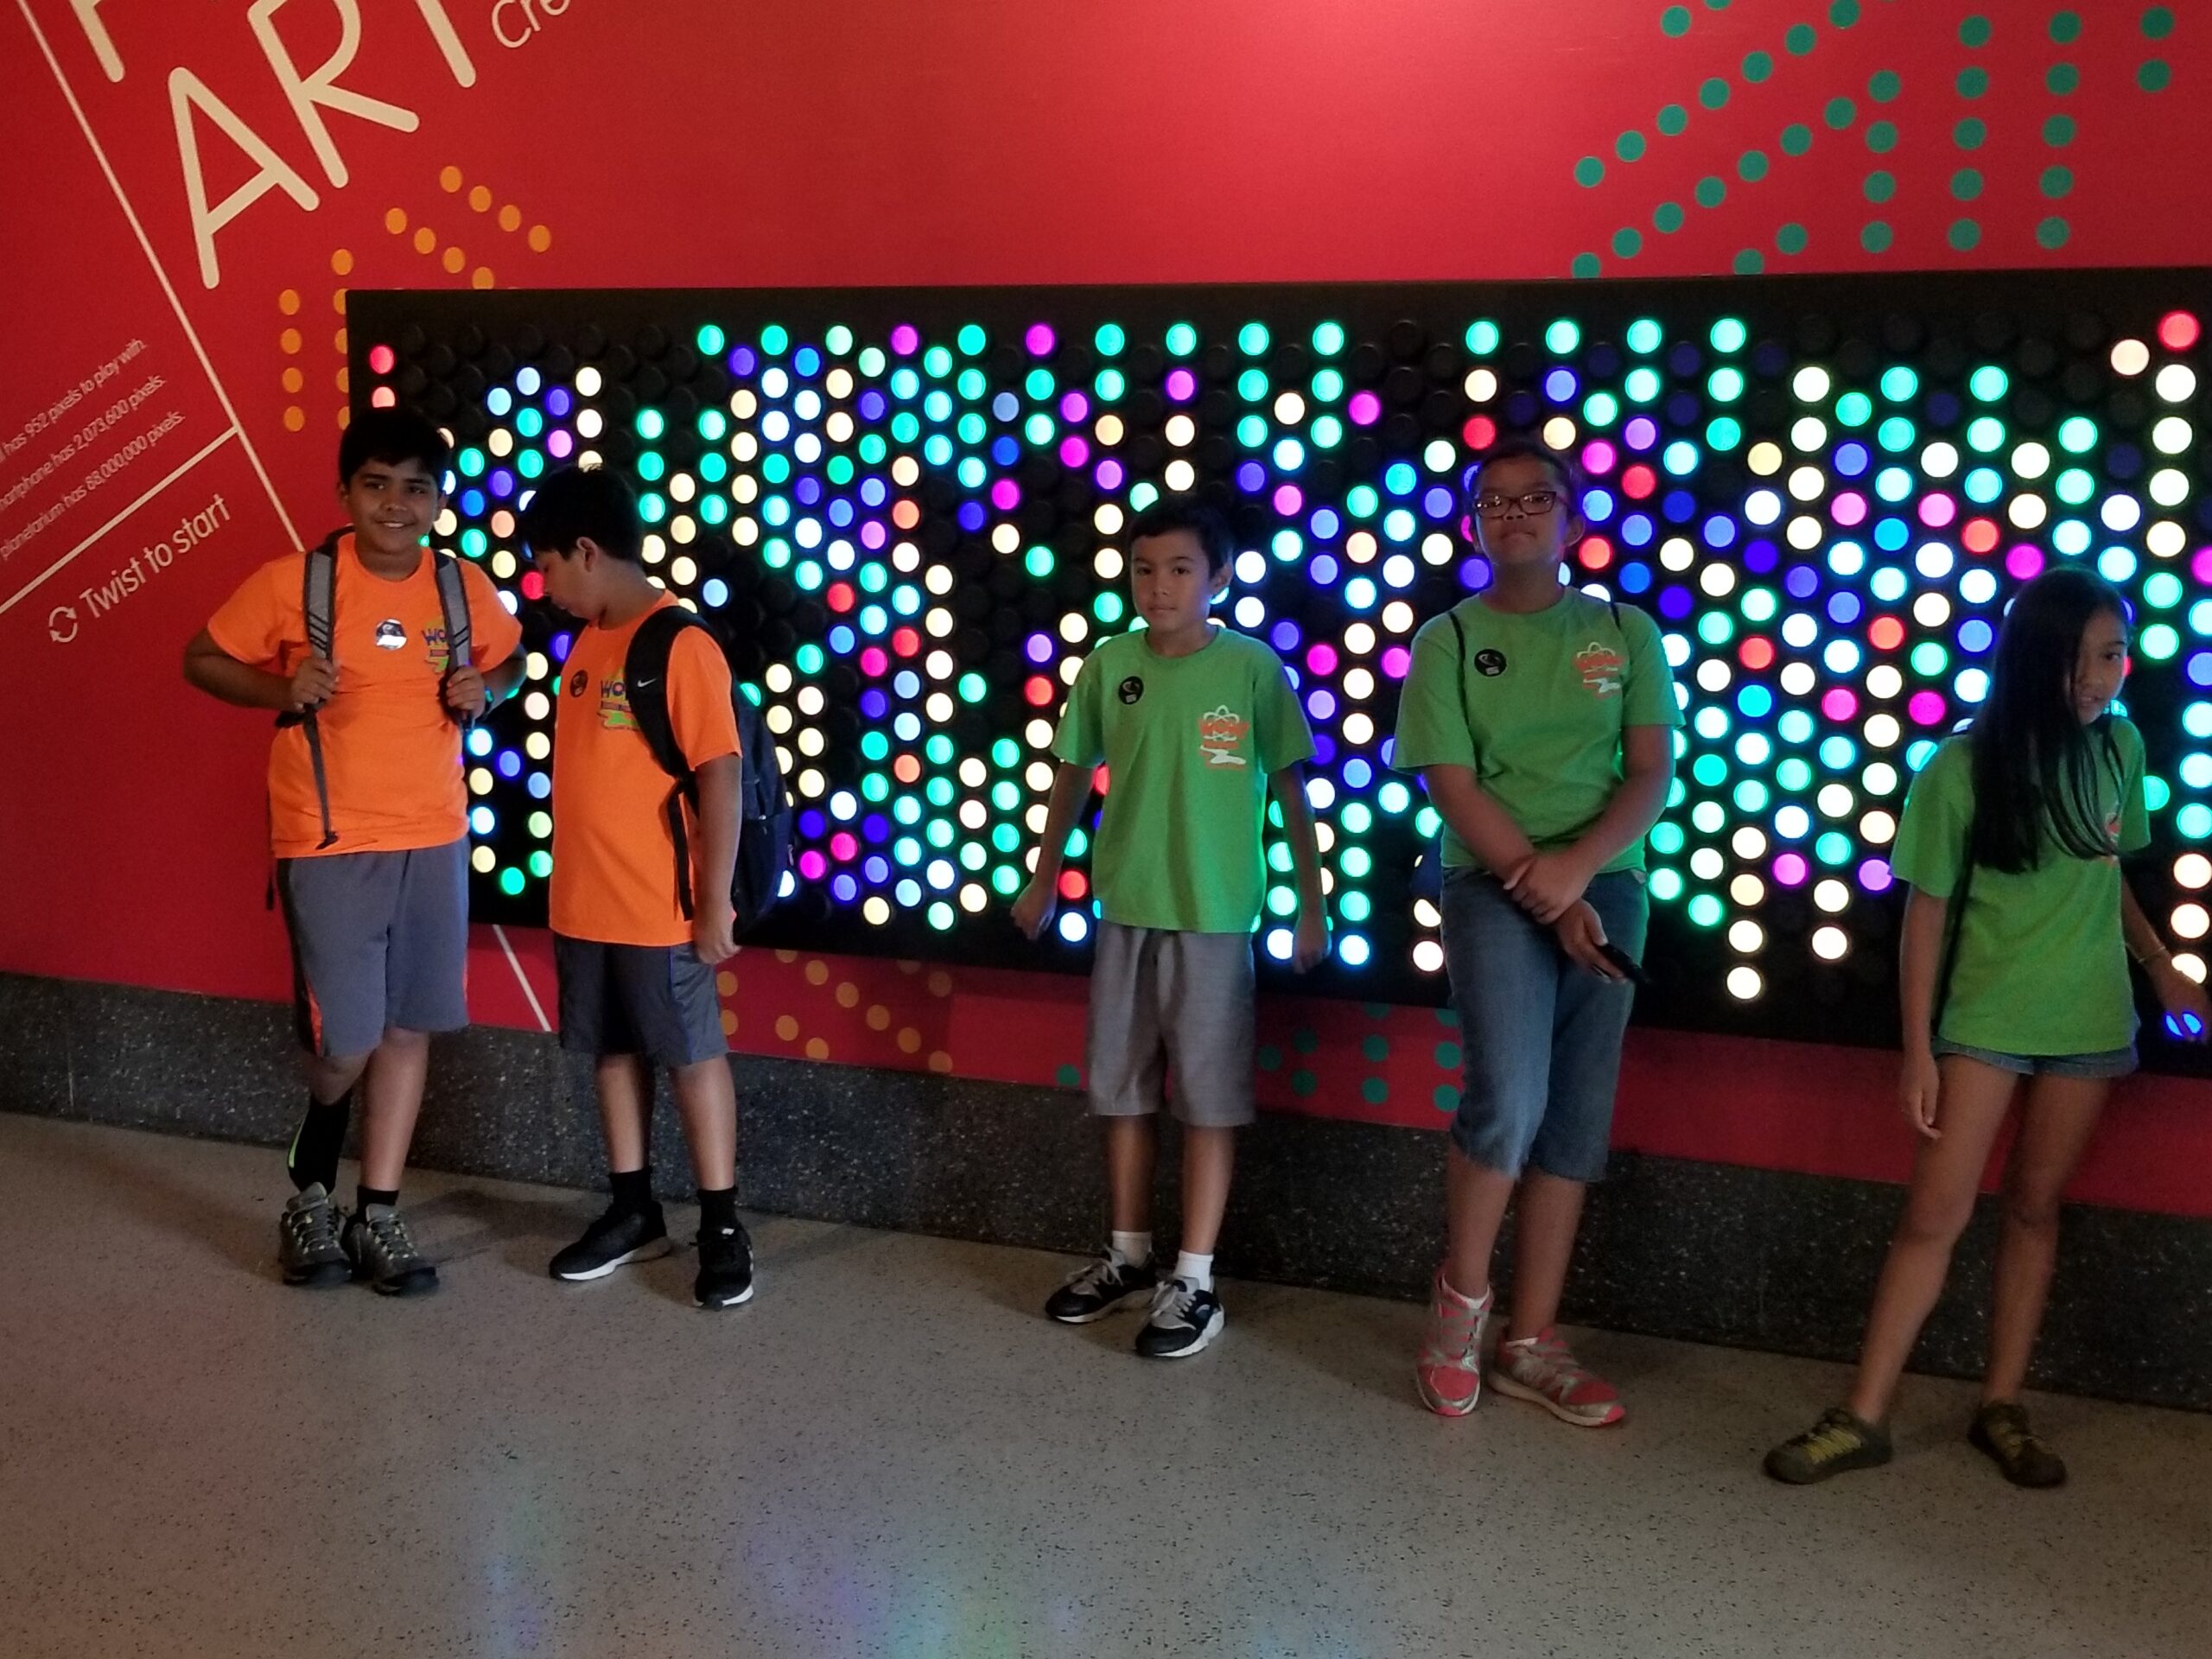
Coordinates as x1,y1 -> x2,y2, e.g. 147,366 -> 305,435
1474,649 -> 1507,677
1118,676 -> 1145,704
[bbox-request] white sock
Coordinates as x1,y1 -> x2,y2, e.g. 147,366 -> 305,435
1110,1230 -> 1153,1267
1173,1249 -> 1214,1292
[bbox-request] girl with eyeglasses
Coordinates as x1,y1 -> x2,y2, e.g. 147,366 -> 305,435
1391,434 -> 1681,1427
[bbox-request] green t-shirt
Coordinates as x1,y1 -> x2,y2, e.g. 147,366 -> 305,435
1389,591 -> 1683,873
1051,626 -> 1316,934
1889,719 -> 2150,1056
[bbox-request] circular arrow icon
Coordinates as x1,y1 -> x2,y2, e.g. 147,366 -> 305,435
48,604 -> 79,645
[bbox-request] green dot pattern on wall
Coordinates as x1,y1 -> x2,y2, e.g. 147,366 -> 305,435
2142,7 -> 2175,41
1571,251 -> 1602,278
1574,156 -> 1605,187
1700,77 -> 1731,110
1957,67 -> 1989,99
1290,1069 -> 1317,1097
1776,223 -> 1809,256
2047,62 -> 2079,96
1432,1084 -> 1459,1113
1658,103 -> 1690,136
1866,120 -> 1898,153
1433,1008 -> 1459,1030
1613,226 -> 1643,258
1434,1041 -> 1462,1070
1861,220 -> 1893,253
1956,116 -> 1988,149
1662,3 -> 1692,35
1868,69 -> 1902,102
1784,22 -> 1817,54
1738,149 -> 1770,182
1734,248 -> 1765,273
1617,130 -> 1648,162
2049,10 -> 2081,44
1824,97 -> 1857,130
1055,1063 -> 1081,1087
1654,200 -> 1687,233
1951,168 -> 1985,201
1743,50 -> 1773,83
1695,176 -> 1727,208
1949,218 -> 1982,251
1864,169 -> 1896,203
1293,1027 -> 1319,1055
1360,1077 -> 1389,1105
2038,215 -> 2071,249
1960,14 -> 1993,48
1256,1046 -> 1282,1071
1360,1033 -> 1389,1063
1781,123 -> 1814,156
2044,112 -> 2075,146
2041,165 -> 2074,199
1830,0 -> 1859,22
2139,60 -> 2171,93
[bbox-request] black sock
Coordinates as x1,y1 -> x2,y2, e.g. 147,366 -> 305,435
357,1185 -> 398,1214
610,1166 -> 654,1213
287,1090 -> 351,1194
697,1185 -> 739,1231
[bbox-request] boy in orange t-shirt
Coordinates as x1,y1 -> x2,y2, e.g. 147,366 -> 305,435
521,465 -> 753,1309
185,408 -> 524,1295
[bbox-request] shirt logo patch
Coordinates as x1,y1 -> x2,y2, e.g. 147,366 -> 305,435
423,624 -> 457,672
568,668 -> 588,697
1473,648 -> 1507,677
1576,641 -> 1625,696
372,619 -> 407,651
598,675 -> 639,732
1117,676 -> 1145,705
1198,704 -> 1249,768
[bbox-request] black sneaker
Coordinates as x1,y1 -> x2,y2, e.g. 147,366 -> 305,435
277,1183 -> 350,1288
1970,1402 -> 2067,1489
1764,1406 -> 1893,1484
1135,1278 -> 1224,1359
341,1205 -> 439,1297
549,1203 -> 672,1281
695,1219 -> 755,1308
1045,1252 -> 1159,1324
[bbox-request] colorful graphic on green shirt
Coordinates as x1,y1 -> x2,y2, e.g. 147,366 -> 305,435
1890,718 -> 2150,1057
1052,626 -> 1316,934
1390,592 -> 1682,874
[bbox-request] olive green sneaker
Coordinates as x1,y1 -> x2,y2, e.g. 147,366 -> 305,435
341,1204 -> 439,1297
278,1183 -> 350,1288
1764,1406 -> 1893,1485
1969,1402 -> 2067,1489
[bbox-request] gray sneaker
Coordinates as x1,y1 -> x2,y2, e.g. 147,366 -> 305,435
279,1183 -> 350,1288
341,1204 -> 440,1296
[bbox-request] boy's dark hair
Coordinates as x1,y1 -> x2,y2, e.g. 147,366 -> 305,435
1968,566 -> 2132,874
1461,433 -> 1584,510
1128,497 -> 1234,575
337,406 -> 450,489
519,464 -> 643,562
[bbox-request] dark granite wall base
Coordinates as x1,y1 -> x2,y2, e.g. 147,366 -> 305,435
3,970 -> 2206,1411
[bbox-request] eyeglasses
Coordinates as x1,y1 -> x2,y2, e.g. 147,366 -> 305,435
1473,489 -> 1563,518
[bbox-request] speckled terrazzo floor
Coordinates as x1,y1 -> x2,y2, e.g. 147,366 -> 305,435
3,1113 -> 2207,1659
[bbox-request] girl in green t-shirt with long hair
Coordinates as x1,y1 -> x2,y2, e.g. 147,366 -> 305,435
1767,567 -> 2209,1489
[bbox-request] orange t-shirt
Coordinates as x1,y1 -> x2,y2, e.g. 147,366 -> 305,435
206,535 -> 522,859
550,596 -> 741,946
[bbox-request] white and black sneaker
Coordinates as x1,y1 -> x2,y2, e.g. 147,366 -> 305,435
694,1219 -> 756,1309
1135,1278 -> 1224,1359
550,1203 -> 673,1281
1045,1251 -> 1159,1324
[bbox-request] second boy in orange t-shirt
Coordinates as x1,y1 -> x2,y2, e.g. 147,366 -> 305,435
522,465 -> 753,1309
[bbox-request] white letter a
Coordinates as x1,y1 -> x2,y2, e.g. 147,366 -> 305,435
168,67 -> 321,289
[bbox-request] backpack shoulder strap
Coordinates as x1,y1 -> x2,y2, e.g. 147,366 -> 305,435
430,552 -> 472,671
1446,601 -> 1476,738
624,604 -> 700,785
302,531 -> 340,661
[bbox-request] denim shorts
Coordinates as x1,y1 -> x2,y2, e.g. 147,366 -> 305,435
1440,868 -> 1648,1183
275,838 -> 470,1058
1931,1039 -> 2138,1080
555,936 -> 728,1067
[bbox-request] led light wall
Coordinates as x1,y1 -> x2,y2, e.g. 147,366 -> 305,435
354,275 -> 2210,1049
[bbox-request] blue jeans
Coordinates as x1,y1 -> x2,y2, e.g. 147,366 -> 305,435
1440,868 -> 1648,1183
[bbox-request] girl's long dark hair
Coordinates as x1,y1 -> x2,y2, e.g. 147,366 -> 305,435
1967,567 -> 2128,874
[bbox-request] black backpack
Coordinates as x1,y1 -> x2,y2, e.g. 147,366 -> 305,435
276,528 -> 473,849
623,606 -> 794,933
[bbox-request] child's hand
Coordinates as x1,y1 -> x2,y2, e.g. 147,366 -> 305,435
1553,901 -> 1624,980
2151,958 -> 2212,1042
692,903 -> 737,966
1503,849 -> 1592,925
1012,872 -> 1058,940
1292,907 -> 1331,972
1897,1049 -> 1942,1138
289,652 -> 339,711
442,662 -> 489,719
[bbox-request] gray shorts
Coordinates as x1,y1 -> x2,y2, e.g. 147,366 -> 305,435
275,838 -> 471,1060
1085,923 -> 1255,1128
1932,1039 -> 2138,1080
555,936 -> 728,1067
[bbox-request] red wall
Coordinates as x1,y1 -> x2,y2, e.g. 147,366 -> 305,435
3,1 -> 2209,1212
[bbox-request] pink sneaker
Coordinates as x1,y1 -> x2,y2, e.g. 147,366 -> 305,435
1414,1270 -> 1493,1417
1491,1326 -> 1626,1427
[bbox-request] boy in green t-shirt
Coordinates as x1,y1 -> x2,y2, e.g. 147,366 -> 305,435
1014,499 -> 1327,1358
